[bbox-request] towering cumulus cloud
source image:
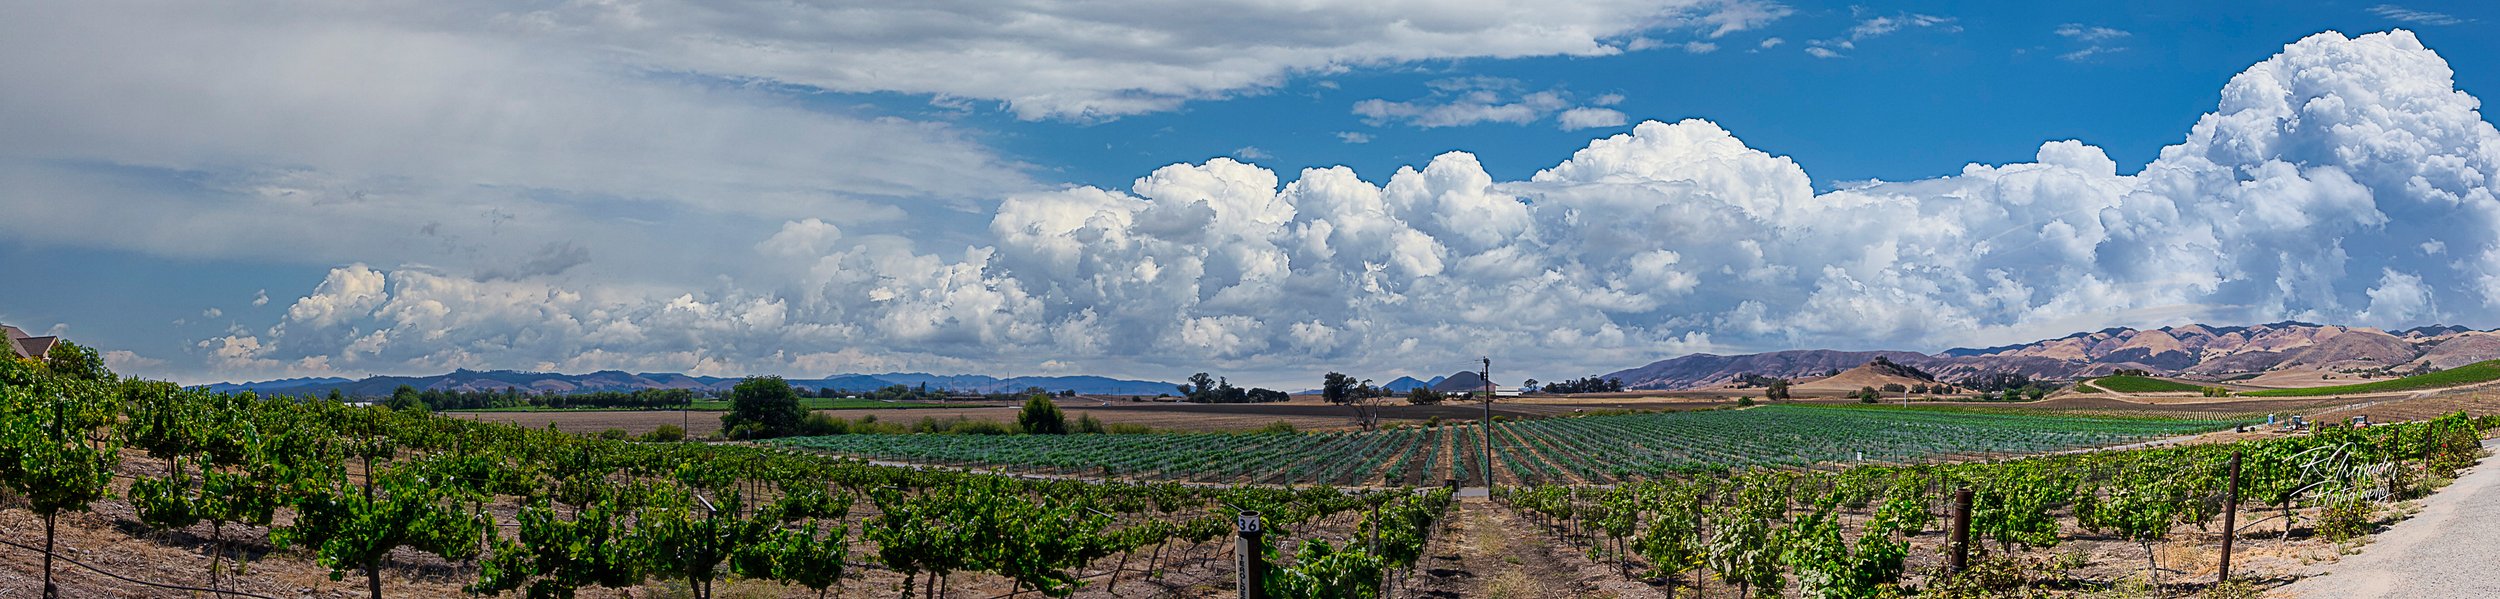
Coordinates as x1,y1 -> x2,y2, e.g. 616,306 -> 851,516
236,30 -> 2500,382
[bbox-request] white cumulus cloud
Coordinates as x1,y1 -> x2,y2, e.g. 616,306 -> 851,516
1557,108 -> 1633,130
192,30 -> 2500,387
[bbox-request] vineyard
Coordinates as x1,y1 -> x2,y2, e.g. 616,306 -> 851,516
2082,375 -> 2208,394
775,405 -> 2238,486
2240,359 -> 2500,397
1493,411 -> 2494,597
0,344 -> 1454,599
6,342 -> 2498,598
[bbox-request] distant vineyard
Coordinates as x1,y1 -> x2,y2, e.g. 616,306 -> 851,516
2241,359 -> 2500,397
2086,375 -> 2208,393
775,405 -> 2236,486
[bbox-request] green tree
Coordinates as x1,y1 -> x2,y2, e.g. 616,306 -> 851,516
721,377 -> 804,439
384,384 -> 427,413
1017,394 -> 1069,435
1321,372 -> 1356,405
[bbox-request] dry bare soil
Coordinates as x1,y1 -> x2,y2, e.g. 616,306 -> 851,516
464,395 -> 1737,437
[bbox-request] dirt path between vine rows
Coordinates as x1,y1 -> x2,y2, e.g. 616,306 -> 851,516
2275,439 -> 2500,598
1405,497 -> 1664,599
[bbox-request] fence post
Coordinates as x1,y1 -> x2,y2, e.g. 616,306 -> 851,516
1236,511 -> 1266,599
2219,451 -> 2242,583
1948,487 -> 1973,575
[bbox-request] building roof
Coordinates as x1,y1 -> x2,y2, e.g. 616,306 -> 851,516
4,324 -> 56,360
17,336 -> 58,360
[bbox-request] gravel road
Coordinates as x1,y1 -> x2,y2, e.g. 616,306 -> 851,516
2276,439 -> 2500,598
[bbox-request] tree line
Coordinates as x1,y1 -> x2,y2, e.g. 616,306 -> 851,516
1172,372 -> 1290,404
1540,375 -> 1626,394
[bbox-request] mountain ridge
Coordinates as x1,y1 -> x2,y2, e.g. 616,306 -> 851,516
1605,322 -> 2500,391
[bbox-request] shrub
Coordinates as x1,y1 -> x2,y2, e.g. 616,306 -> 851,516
2426,412 -> 2483,477
595,428 -> 629,440
1920,553 -> 2057,599
798,413 -> 850,436
1737,397 -> 1756,407
641,424 -> 687,442
1017,394 -> 1069,434
2205,579 -> 2262,599
1105,423 -> 1154,435
1073,414 -> 1107,434
948,419 -> 1014,435
2318,499 -> 2374,542
1254,421 -> 1299,434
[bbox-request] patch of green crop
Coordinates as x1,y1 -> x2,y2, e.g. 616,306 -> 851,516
2240,360 -> 2500,397
2087,375 -> 2207,393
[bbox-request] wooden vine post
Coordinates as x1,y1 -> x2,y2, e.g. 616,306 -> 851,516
1947,487 -> 1973,575
2219,451 -> 2242,583
1235,511 -> 1266,599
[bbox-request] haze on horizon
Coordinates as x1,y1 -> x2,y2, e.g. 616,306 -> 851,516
1,2 -> 2496,389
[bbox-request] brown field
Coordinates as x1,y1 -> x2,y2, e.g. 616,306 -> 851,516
458,383 -> 2500,442
461,394 -> 1736,438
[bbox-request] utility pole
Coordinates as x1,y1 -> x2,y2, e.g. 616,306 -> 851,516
1480,356 -> 1494,490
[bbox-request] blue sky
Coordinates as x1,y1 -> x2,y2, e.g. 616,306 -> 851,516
1,1 -> 2496,387
979,1 -> 2498,189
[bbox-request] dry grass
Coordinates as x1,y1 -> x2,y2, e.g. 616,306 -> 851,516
1482,570 -> 1550,599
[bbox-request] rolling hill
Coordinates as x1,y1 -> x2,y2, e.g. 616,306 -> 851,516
1430,370 -> 1492,393
1604,322 -> 2500,391
1379,376 -> 1435,392
1791,363 -> 1937,394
